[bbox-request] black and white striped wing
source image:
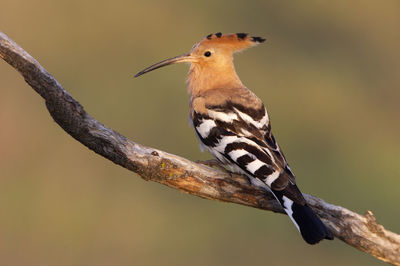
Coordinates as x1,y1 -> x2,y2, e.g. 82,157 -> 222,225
192,101 -> 296,194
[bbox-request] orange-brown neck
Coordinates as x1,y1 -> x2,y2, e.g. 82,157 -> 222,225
187,61 -> 244,97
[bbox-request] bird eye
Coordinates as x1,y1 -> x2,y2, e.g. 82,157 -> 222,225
204,51 -> 212,57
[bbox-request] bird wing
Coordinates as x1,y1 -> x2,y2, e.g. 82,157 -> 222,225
192,98 -> 298,193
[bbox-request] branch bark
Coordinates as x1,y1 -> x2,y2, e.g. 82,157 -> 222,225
1,32 -> 399,265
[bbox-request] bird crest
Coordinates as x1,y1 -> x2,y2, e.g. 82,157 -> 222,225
193,32 -> 266,53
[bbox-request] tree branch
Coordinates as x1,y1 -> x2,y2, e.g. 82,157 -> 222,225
1,32 -> 399,265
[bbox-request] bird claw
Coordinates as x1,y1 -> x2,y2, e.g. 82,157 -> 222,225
195,160 -> 247,182
195,159 -> 227,171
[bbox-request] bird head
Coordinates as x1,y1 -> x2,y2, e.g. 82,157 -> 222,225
135,32 -> 265,77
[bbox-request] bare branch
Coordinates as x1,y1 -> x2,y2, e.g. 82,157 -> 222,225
1,32 -> 399,265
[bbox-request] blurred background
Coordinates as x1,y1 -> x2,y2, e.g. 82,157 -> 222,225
1,0 -> 399,265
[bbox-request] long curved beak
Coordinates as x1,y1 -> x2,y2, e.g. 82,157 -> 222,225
135,53 -> 195,77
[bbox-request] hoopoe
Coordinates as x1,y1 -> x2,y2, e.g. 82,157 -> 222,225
135,32 -> 333,244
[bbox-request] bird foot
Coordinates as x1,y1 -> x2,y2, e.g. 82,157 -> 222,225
195,159 -> 227,171
195,160 -> 246,180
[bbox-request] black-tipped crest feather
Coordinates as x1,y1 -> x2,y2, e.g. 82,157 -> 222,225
236,33 -> 248,39
251,36 -> 266,43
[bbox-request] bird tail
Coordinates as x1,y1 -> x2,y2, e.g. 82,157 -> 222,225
272,189 -> 334,245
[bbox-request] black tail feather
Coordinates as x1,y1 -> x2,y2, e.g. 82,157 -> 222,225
292,203 -> 334,244
271,189 -> 333,245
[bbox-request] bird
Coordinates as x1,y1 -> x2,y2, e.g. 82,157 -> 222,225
135,32 -> 333,244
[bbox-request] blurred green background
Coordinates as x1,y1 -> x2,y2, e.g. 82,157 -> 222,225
1,0 -> 399,265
